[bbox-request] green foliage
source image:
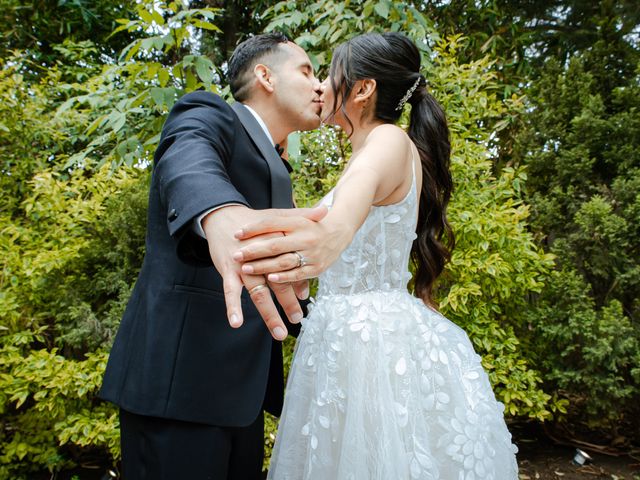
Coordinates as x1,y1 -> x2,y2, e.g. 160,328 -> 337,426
0,0 -> 138,68
423,37 -> 557,420
1,165 -> 148,345
514,40 -> 640,436
512,1 -> 640,436
0,166 -> 145,475
59,0 -> 222,170
0,53 -> 81,213
263,0 -> 438,73
527,270 -> 640,426
0,330 -> 118,478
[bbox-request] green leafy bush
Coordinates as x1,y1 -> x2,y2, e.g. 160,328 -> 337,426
527,270 -> 640,423
513,42 -> 640,439
0,166 -> 147,476
0,330 -> 118,479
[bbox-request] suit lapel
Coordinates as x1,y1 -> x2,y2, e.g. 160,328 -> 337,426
231,102 -> 293,208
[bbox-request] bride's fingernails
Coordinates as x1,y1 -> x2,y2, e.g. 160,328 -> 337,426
301,285 -> 309,299
242,265 -> 254,274
268,273 -> 280,282
234,229 -> 244,239
232,251 -> 243,261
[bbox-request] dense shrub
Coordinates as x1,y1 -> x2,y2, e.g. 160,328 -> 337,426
514,41 -> 640,440
0,167 -> 147,477
0,330 -> 118,479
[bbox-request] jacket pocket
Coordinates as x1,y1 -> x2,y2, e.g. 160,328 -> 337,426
173,284 -> 225,299
173,284 -> 248,304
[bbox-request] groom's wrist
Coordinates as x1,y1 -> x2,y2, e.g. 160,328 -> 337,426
194,203 -> 243,239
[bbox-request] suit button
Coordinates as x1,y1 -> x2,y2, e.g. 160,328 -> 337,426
168,209 -> 178,221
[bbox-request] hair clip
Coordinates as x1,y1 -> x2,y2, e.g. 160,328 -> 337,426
395,76 -> 422,111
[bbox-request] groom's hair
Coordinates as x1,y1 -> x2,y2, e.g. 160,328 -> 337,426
228,32 -> 290,102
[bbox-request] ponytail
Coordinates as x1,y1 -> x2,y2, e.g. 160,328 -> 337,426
407,84 -> 454,305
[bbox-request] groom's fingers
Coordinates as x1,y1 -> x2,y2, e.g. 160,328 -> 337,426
292,280 -> 310,300
222,271 -> 244,329
242,274 -> 288,340
268,281 -> 304,324
267,266 -> 315,284
299,204 -> 328,221
235,217 -> 301,240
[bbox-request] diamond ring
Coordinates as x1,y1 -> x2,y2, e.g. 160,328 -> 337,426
293,251 -> 308,268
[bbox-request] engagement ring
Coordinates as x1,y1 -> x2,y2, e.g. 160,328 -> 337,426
293,251 -> 308,268
294,251 -> 308,268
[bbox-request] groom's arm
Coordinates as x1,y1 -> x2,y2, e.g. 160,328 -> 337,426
154,92 -> 249,257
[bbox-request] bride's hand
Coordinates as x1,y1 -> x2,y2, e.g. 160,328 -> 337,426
233,206 -> 352,283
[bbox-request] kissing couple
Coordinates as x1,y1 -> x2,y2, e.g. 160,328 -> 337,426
100,31 -> 519,479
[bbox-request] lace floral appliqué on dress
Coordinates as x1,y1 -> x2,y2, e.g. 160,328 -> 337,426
268,171 -> 519,480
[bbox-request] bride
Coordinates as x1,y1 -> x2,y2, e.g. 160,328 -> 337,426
234,32 -> 518,479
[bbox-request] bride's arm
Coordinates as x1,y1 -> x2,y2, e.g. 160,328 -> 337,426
233,125 -> 413,282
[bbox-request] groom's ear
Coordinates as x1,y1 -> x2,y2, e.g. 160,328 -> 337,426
254,64 -> 275,93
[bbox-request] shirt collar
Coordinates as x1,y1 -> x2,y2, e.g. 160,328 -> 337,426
242,104 -> 274,147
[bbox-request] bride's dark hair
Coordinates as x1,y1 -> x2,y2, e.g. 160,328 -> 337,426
328,32 -> 454,305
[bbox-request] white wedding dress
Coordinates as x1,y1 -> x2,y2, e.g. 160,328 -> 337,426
268,167 -> 519,479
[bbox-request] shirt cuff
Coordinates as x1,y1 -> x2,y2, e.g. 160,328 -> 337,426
193,203 -> 243,238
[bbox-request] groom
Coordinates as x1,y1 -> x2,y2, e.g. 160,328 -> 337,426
100,32 -> 323,479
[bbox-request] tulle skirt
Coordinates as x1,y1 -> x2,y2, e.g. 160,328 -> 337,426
268,290 -> 518,480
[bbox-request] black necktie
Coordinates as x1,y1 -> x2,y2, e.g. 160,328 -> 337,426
275,144 -> 293,173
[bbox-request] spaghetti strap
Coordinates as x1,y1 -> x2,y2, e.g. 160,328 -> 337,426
410,142 -> 418,191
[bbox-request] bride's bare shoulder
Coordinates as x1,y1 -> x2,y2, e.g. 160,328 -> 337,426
363,124 -> 411,165
367,123 -> 408,143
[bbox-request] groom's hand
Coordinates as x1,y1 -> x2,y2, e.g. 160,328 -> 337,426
202,205 -> 318,340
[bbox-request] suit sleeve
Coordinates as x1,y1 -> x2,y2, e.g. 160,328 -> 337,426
154,92 -> 249,265
155,92 -> 248,234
